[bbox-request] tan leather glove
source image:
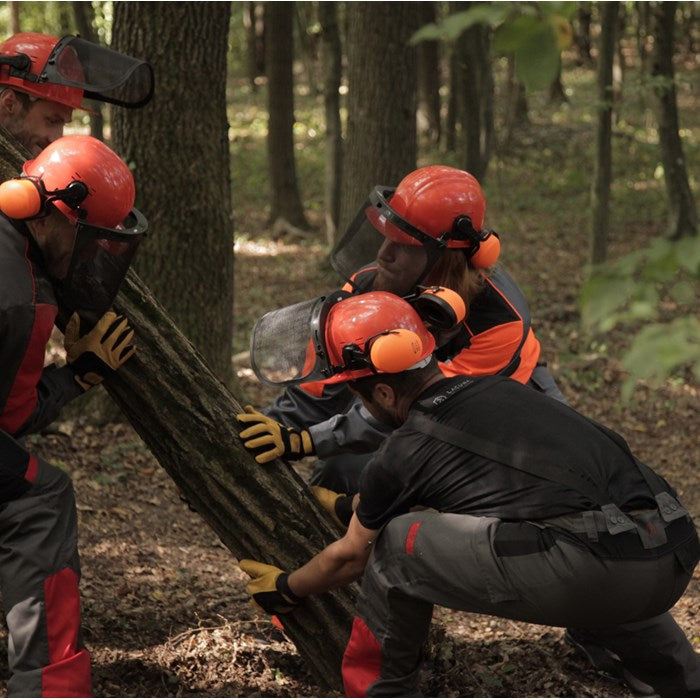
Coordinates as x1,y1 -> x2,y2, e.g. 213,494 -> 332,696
309,486 -> 348,528
64,311 -> 136,391
238,559 -> 301,615
237,405 -> 315,464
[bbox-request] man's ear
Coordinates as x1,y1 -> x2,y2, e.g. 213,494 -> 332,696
0,89 -> 19,116
371,382 -> 396,411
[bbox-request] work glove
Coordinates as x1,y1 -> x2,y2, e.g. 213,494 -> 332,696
238,559 -> 301,615
64,311 -> 136,391
237,405 -> 315,464
309,485 -> 353,528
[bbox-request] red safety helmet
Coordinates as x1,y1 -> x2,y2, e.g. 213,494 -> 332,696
0,33 -> 85,109
331,165 -> 500,293
13,134 -> 136,226
322,291 -> 436,384
0,134 -> 147,321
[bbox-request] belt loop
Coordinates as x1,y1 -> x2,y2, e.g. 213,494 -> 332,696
582,511 -> 599,541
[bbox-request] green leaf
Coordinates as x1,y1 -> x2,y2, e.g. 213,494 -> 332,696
514,24 -> 561,91
580,272 -> 635,330
668,280 -> 696,305
493,14 -> 541,53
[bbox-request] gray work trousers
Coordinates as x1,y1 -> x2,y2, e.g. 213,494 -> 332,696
342,511 -> 699,697
0,458 -> 91,697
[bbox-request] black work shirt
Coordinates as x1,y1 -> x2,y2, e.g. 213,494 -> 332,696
356,376 -> 656,531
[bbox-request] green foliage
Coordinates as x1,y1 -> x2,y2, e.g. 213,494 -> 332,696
410,1 -> 575,92
581,236 -> 700,398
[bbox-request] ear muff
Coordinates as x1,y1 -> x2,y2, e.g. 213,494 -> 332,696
451,215 -> 501,269
0,178 -> 43,219
368,328 -> 424,373
413,287 -> 466,329
469,232 -> 500,269
0,177 -> 89,221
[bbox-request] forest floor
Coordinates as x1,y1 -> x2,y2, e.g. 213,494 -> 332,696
1,98 -> 699,696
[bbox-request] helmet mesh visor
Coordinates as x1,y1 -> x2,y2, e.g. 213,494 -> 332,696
251,297 -> 322,386
44,37 -> 153,108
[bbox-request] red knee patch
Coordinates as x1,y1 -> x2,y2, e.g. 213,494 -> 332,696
42,568 -> 91,696
24,454 -> 39,483
405,521 -> 422,555
342,616 -> 382,697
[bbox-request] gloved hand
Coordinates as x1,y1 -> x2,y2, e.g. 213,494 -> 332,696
237,405 -> 315,464
238,559 -> 301,615
310,485 -> 350,528
64,311 -> 136,391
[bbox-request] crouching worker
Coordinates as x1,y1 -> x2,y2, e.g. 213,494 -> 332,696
237,290 -> 700,697
0,135 -> 147,696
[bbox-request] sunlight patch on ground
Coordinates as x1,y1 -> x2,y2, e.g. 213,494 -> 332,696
234,236 -> 324,257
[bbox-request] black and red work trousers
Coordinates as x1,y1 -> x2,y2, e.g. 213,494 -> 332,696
0,448 -> 90,697
342,511 -> 699,697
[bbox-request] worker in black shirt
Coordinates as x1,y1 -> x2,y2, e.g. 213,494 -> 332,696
236,289 -> 700,698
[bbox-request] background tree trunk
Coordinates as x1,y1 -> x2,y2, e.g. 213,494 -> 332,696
459,22 -> 494,181
72,1 -> 105,141
0,124 -> 355,695
110,2 -> 234,385
319,1 -> 343,247
8,1 -> 20,33
340,2 -> 422,231
650,1 -> 698,239
589,1 -> 619,266
574,3 -> 593,66
416,2 -> 441,145
243,1 -> 263,91
265,1 -> 310,229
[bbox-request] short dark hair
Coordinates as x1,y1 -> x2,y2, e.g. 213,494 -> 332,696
347,356 -> 440,402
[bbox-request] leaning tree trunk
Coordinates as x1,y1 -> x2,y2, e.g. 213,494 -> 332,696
589,2 -> 618,266
0,129 -> 355,694
650,1 -> 698,239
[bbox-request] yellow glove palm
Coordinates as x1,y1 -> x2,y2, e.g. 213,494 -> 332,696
237,405 -> 315,464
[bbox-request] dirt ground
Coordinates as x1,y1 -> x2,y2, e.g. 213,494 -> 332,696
1,160 -> 698,699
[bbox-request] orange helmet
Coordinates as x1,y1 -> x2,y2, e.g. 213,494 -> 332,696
331,165 -> 500,292
16,134 -> 136,226
0,135 -> 147,320
0,33 -> 85,109
321,292 -> 436,384
0,33 -> 154,110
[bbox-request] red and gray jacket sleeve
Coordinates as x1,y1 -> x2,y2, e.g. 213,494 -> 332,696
0,217 -> 83,439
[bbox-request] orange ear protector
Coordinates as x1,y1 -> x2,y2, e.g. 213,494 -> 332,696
342,328 -> 427,375
0,176 -> 88,220
452,215 -> 500,269
411,286 -> 467,330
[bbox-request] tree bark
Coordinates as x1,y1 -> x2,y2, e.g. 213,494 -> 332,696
340,2 -> 422,232
8,1 -> 20,34
319,1 -> 343,247
458,22 -> 494,181
243,1 -> 262,91
110,2 -> 235,385
416,2 -> 441,145
650,1 -> 698,239
573,3 -> 593,66
589,2 -> 618,266
72,1 -> 105,141
0,118 -> 355,697
265,1 -> 310,229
